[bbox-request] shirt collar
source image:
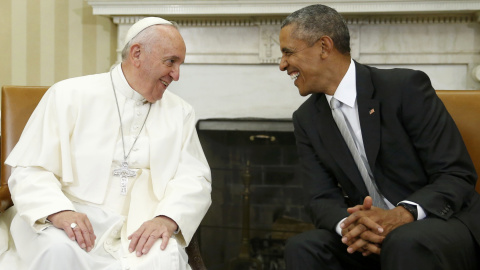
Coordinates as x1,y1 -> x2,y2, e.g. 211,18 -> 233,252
112,64 -> 147,102
326,58 -> 356,109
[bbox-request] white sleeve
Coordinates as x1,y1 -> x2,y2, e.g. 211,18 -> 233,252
8,166 -> 75,232
153,107 -> 212,246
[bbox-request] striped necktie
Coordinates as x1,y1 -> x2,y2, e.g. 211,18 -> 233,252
330,97 -> 388,209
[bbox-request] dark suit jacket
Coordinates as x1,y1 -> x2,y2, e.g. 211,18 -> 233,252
293,61 -> 480,244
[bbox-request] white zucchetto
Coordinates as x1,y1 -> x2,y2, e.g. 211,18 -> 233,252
123,17 -> 172,48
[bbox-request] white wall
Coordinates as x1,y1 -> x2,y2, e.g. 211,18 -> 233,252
168,64 -> 305,120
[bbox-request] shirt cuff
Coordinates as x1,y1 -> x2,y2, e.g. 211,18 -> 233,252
335,217 -> 347,236
398,200 -> 427,220
35,217 -> 53,232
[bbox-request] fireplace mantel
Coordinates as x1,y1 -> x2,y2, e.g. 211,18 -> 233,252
86,0 -> 480,121
88,0 -> 480,16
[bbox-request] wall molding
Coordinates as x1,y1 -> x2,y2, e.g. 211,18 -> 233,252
348,14 -> 476,25
89,0 -> 480,16
113,14 -> 477,27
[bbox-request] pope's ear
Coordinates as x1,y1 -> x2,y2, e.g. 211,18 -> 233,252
129,44 -> 142,66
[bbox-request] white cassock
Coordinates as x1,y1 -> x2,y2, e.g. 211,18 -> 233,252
0,64 -> 212,270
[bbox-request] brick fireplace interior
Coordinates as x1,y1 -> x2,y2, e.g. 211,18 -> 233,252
196,118 -> 314,270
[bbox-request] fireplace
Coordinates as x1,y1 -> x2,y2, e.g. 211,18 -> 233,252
196,118 -> 314,270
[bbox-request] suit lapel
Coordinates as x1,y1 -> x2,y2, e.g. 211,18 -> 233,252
314,94 -> 369,195
355,62 -> 381,173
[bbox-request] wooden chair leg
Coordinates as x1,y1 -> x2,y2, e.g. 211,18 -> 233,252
186,229 -> 207,270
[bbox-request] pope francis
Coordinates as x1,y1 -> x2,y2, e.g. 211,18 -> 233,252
0,17 -> 212,270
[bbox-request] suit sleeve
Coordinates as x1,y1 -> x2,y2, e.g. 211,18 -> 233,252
293,110 -> 350,231
399,70 -> 477,219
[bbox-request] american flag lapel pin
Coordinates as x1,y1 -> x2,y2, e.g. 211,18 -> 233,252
369,108 -> 375,115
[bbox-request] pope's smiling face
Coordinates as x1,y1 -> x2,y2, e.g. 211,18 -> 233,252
136,26 -> 186,103
279,24 -> 326,96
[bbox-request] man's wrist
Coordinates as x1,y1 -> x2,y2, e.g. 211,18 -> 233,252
397,202 -> 418,221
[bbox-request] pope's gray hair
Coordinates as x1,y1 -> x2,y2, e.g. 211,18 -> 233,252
121,22 -> 179,61
281,4 -> 350,55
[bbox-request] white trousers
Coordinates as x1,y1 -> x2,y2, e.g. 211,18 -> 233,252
7,203 -> 190,270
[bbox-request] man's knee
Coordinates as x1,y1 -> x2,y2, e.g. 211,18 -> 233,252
380,225 -> 438,270
284,229 -> 339,269
285,232 -> 304,256
382,220 -> 479,270
382,224 -> 426,253
285,229 -> 338,256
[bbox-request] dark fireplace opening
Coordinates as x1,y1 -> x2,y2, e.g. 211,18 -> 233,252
196,118 -> 314,270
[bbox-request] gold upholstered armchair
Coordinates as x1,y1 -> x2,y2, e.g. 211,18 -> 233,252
0,85 -> 206,270
436,90 -> 480,194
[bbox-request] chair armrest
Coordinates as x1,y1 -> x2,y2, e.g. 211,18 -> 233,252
186,230 -> 207,270
0,185 -> 13,213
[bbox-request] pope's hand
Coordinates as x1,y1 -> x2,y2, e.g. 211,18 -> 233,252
128,216 -> 178,257
47,210 -> 96,252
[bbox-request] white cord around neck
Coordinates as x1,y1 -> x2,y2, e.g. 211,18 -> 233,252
109,69 -> 151,162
